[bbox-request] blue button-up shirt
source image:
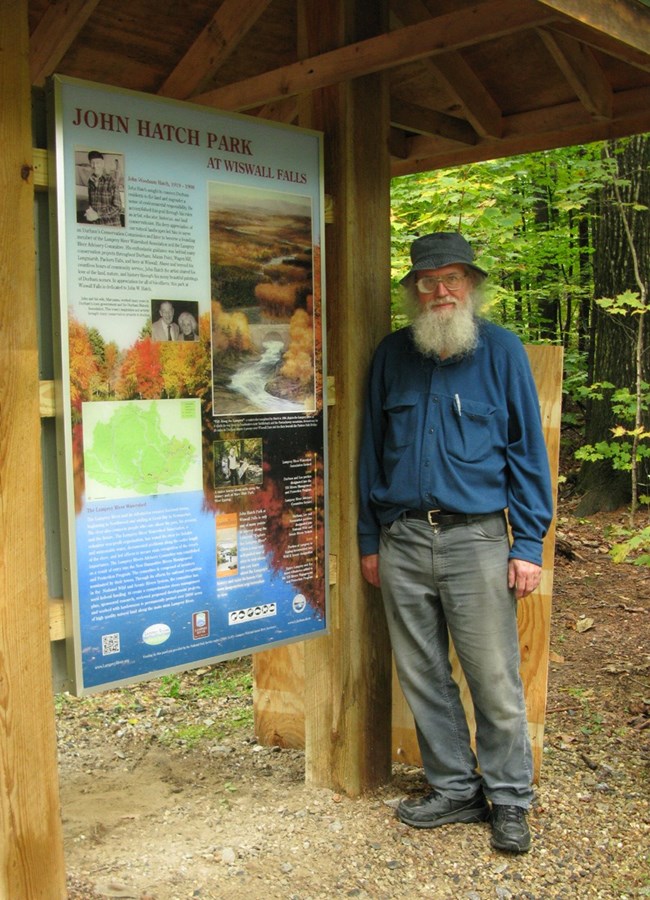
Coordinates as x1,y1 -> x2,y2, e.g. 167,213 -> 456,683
358,320 -> 554,565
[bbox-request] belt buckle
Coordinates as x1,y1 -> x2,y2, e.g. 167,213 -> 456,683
426,508 -> 441,526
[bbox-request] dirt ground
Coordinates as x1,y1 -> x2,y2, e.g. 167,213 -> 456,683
59,496 -> 650,900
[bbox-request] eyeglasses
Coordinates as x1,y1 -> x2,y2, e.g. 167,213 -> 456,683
415,273 -> 467,293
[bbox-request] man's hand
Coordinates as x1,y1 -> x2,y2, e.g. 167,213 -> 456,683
508,558 -> 542,599
361,553 -> 380,588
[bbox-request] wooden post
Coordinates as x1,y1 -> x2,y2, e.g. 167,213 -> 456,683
251,6 -> 563,796
254,0 -> 394,794
0,1 -> 67,895
297,0 -> 393,796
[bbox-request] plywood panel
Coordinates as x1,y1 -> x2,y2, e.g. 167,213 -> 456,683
253,644 -> 306,749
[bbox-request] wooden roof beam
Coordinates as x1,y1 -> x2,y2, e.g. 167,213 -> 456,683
158,0 -> 274,99
389,127 -> 410,160
547,20 -> 650,72
390,98 -> 478,145
423,52 -> 504,139
389,1 -> 504,138
535,0 -> 650,56
191,0 -> 557,110
505,82 -> 650,136
254,96 -> 299,124
391,84 -> 650,174
537,28 -> 613,120
29,0 -> 102,87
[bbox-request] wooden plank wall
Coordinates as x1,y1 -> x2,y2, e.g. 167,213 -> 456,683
254,344 -> 563,784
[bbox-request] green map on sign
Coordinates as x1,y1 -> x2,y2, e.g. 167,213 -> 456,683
83,400 -> 201,499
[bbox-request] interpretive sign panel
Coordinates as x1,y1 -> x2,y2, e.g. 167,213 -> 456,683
49,76 -> 328,694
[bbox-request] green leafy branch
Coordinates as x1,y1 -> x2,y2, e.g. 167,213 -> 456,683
596,290 -> 647,316
609,524 -> 650,567
574,279 -> 649,564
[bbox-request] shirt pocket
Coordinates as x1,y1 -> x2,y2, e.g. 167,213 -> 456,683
445,396 -> 497,463
383,390 -> 420,454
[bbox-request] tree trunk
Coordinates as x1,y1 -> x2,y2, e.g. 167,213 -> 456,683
534,193 -> 560,342
576,212 -> 591,354
576,135 -> 650,515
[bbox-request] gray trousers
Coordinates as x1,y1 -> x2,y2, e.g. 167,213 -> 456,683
379,512 -> 533,807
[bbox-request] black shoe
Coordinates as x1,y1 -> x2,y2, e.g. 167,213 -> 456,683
490,804 -> 531,853
397,788 -> 490,829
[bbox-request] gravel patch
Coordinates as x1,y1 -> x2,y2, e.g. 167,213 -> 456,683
61,505 -> 649,899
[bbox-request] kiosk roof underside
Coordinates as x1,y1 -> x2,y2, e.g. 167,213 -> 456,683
28,0 -> 650,173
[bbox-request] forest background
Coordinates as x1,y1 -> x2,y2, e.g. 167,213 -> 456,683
390,132 -> 650,568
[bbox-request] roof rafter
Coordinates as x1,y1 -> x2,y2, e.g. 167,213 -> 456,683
390,98 -> 478,145
390,1 -> 503,138
422,51 -> 504,139
190,0 -> 557,110
392,84 -> 650,174
30,0 -> 102,87
535,0 -> 650,55
537,27 -> 613,119
255,97 -> 299,124
158,0 -> 274,99
548,21 -> 650,72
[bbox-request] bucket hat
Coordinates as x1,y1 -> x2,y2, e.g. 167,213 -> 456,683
400,232 -> 487,283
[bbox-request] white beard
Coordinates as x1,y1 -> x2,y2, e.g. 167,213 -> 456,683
411,300 -> 479,359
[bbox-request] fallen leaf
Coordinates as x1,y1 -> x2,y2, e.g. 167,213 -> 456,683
576,618 -> 595,633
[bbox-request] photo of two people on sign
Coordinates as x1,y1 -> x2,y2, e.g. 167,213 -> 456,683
150,299 -> 200,342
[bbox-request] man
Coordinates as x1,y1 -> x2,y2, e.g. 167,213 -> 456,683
358,232 -> 553,854
84,151 -> 122,226
152,301 -> 179,341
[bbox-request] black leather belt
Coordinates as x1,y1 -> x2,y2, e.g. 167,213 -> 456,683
405,509 -> 480,527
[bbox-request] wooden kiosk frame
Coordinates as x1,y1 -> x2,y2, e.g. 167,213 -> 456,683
2,1 -> 650,894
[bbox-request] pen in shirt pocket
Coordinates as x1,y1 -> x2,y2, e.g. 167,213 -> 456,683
454,393 -> 462,417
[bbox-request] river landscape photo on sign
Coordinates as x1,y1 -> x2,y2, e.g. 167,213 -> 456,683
210,183 -> 316,417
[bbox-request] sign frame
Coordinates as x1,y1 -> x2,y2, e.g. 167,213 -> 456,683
48,75 -> 329,695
